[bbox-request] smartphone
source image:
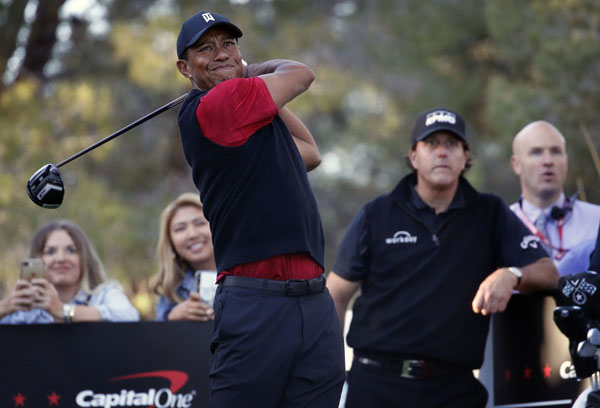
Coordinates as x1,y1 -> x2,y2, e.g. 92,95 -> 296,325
20,258 -> 45,280
195,270 -> 217,306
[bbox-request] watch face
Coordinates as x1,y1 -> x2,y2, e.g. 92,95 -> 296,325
510,267 -> 522,278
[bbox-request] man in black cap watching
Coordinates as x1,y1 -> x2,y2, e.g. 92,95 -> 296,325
175,10 -> 345,408
327,108 -> 558,407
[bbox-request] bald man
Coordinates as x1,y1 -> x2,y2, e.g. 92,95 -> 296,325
510,120 -> 600,276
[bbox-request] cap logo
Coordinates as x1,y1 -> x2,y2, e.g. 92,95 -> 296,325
202,13 -> 215,23
425,111 -> 456,127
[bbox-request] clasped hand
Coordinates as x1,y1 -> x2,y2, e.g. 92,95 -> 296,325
168,291 -> 214,322
5,278 -> 62,318
472,268 -> 517,316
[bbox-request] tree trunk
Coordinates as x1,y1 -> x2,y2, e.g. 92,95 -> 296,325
0,0 -> 29,92
17,0 -> 66,80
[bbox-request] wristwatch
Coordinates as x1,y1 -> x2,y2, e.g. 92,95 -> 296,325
62,303 -> 75,323
508,267 -> 522,288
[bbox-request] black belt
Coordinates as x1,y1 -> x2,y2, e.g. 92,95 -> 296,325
356,355 -> 468,379
221,275 -> 326,297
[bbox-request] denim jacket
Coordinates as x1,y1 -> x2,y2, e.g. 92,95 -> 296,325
155,270 -> 217,320
0,281 -> 139,324
155,270 -> 196,321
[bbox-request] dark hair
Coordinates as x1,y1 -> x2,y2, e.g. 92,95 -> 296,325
404,139 -> 472,175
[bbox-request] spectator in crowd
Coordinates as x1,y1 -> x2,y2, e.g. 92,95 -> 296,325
0,220 -> 139,324
510,120 -> 600,276
152,192 -> 216,321
175,10 -> 344,407
327,108 -> 558,408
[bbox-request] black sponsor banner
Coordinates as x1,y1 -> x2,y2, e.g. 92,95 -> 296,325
480,295 -> 588,407
0,321 -> 213,408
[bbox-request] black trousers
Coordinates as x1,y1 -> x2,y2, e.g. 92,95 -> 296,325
345,358 -> 488,408
209,286 -> 345,408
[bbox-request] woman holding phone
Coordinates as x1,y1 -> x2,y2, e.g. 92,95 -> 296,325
0,220 -> 139,323
152,192 -> 216,321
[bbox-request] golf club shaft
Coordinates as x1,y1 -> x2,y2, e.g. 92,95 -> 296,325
56,93 -> 189,168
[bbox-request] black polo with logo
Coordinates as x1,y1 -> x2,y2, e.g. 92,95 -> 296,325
332,173 -> 547,369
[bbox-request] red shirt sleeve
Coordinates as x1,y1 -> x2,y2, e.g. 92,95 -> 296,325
195,77 -> 278,147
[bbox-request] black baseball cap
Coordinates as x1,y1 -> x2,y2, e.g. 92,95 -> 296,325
410,108 -> 467,144
177,11 -> 243,59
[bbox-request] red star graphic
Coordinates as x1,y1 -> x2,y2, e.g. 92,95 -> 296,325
47,391 -> 61,406
543,363 -> 552,378
504,369 -> 512,381
524,366 -> 532,380
13,392 -> 26,407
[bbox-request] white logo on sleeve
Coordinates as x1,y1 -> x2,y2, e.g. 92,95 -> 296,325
520,234 -> 541,249
202,13 -> 216,23
425,111 -> 456,127
385,231 -> 418,244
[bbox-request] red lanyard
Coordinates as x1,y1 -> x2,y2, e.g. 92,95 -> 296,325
516,207 -> 568,260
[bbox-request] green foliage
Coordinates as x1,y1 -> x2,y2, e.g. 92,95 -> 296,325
0,0 -> 599,317
484,0 -> 600,199
111,18 -> 187,92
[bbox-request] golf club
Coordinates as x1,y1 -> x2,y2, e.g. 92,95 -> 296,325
26,93 -> 189,209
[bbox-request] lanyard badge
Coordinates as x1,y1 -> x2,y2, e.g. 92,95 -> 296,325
516,207 -> 568,260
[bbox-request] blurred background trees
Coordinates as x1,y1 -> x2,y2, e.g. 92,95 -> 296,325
1,0 -> 599,318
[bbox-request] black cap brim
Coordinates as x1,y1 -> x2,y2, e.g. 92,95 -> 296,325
415,127 -> 466,143
179,22 -> 243,59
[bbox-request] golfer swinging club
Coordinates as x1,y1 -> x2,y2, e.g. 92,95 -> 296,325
175,11 -> 345,407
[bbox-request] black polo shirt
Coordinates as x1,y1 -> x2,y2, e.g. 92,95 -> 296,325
407,176 -> 465,231
332,173 -> 548,369
178,88 -> 325,272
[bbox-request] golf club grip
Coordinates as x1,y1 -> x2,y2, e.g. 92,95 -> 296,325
56,93 -> 189,168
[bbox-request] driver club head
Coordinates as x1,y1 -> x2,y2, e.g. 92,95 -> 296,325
577,340 -> 597,358
589,328 -> 600,346
26,164 -> 64,209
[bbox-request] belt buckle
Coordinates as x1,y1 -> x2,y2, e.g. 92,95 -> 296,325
285,279 -> 308,296
402,359 -> 425,379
